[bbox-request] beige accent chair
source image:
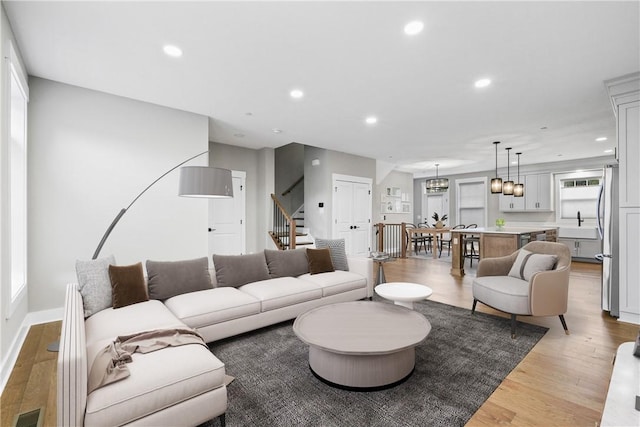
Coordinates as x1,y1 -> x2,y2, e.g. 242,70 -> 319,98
471,241 -> 571,338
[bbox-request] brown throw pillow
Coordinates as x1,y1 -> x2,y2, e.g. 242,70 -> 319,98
109,263 -> 148,309
306,248 -> 335,275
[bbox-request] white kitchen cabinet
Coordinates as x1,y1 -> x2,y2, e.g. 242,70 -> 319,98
498,194 -> 525,211
606,72 -> 639,325
525,173 -> 552,211
557,237 -> 601,261
618,100 -> 640,208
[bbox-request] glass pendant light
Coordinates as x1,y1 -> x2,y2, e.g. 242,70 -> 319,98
513,152 -> 524,197
490,141 -> 502,193
502,147 -> 514,195
425,163 -> 449,193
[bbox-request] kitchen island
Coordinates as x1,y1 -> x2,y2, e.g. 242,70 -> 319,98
450,227 -> 557,277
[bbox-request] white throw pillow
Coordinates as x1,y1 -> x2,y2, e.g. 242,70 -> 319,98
76,255 -> 115,317
314,237 -> 349,271
508,249 -> 557,282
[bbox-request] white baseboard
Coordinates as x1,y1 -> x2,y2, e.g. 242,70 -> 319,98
0,307 -> 64,395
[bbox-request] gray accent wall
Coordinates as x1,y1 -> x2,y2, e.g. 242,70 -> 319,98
413,156 -> 615,226
209,142 -> 274,253
304,147 -> 375,240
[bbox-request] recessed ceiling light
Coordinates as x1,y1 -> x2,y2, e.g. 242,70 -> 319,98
474,78 -> 491,88
604,149 -> 614,153
596,137 -> 608,142
290,89 -> 304,99
404,21 -> 424,36
163,44 -> 182,58
365,116 -> 378,125
233,133 -> 245,138
272,128 -> 282,134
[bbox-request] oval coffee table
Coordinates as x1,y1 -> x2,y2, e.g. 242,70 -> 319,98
293,301 -> 431,390
375,282 -> 433,309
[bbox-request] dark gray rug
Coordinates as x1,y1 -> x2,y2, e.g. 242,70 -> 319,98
203,299 -> 547,427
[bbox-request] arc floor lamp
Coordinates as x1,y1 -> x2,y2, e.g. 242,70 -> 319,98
91,150 -> 233,260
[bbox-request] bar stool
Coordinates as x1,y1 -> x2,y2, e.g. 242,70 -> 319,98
463,224 -> 480,267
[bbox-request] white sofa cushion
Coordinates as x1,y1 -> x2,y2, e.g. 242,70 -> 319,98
298,270 -> 367,297
85,300 -> 186,366
84,344 -> 225,427
164,287 -> 261,329
239,277 -> 322,312
472,275 -> 531,315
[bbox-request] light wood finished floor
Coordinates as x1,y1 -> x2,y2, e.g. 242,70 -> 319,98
1,258 -> 637,426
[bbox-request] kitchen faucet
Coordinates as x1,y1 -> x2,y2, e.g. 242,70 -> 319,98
577,211 -> 584,227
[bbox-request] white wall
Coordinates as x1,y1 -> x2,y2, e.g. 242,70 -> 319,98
375,170 -> 414,225
27,78 -> 210,313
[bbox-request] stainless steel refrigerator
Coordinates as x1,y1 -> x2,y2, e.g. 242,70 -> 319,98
597,164 -> 619,317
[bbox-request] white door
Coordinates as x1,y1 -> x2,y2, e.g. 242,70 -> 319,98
208,171 -> 246,255
424,193 -> 445,225
333,175 -> 372,256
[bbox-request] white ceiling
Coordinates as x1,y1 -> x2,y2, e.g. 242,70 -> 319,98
4,1 -> 639,177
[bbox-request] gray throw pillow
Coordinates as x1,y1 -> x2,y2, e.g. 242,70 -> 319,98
76,255 -> 116,318
314,238 -> 349,271
508,249 -> 557,282
146,257 -> 212,300
264,248 -> 309,278
213,252 -> 270,287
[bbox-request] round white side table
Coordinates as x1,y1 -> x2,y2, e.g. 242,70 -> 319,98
375,282 -> 433,309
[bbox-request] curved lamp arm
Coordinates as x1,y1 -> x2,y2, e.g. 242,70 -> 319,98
92,150 -> 210,260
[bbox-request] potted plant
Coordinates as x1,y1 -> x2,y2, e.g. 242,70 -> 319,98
432,212 -> 448,229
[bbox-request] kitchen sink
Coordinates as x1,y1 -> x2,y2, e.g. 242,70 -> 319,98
558,227 -> 599,239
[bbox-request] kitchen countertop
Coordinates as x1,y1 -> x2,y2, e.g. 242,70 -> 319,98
450,227 -> 557,235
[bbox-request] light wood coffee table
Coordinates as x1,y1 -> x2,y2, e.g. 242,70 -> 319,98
293,301 -> 431,390
375,282 -> 433,309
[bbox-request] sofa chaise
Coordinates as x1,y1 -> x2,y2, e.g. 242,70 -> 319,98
58,247 -> 372,426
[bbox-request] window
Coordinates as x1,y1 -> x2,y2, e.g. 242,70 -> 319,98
555,170 -> 602,223
7,43 -> 29,310
456,177 -> 487,227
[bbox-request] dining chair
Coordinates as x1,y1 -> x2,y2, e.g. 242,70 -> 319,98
439,224 -> 465,257
417,222 -> 434,253
405,224 -> 428,254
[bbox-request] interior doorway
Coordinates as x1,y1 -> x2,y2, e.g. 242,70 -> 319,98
208,170 -> 246,255
332,174 -> 372,256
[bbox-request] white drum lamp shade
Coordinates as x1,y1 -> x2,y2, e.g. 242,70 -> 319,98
179,166 -> 233,198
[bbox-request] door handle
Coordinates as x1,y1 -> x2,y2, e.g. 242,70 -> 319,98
208,228 -> 216,232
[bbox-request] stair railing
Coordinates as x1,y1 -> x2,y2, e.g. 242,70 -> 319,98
270,194 -> 297,250
372,223 -> 405,258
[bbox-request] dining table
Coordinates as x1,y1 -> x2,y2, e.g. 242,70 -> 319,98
404,227 -> 451,259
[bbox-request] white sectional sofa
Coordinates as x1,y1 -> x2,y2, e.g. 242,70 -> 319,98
58,248 -> 372,426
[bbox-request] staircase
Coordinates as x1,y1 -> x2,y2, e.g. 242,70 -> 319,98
269,194 -> 314,250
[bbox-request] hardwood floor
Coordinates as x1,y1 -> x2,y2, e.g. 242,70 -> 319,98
1,258 -> 636,426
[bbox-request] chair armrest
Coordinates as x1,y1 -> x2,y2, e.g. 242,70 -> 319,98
529,266 -> 571,316
347,256 -> 374,298
58,284 -> 88,427
477,254 -> 515,277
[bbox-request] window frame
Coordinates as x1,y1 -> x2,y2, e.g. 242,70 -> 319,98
5,41 -> 29,317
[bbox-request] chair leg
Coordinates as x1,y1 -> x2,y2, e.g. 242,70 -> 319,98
559,315 -> 570,335
219,413 -> 226,427
471,299 -> 477,314
510,314 -> 517,339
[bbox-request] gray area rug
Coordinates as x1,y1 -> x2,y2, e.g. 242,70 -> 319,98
203,299 -> 547,427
